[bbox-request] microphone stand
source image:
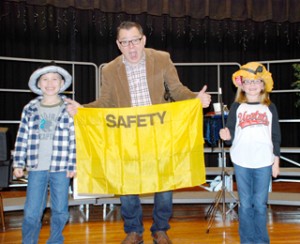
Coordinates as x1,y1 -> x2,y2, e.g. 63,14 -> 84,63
205,87 -> 238,233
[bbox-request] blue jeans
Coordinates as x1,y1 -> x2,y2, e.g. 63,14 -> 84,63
22,171 -> 70,244
234,163 -> 272,244
120,191 -> 173,235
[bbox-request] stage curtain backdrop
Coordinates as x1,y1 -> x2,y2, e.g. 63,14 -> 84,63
1,0 -> 300,165
74,99 -> 206,195
4,0 -> 300,22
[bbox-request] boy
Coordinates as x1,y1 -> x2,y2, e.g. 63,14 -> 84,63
13,63 -> 76,244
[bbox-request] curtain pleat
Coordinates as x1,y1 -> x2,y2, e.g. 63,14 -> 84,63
3,0 -> 300,23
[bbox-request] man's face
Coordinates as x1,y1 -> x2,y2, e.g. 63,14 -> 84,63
116,27 -> 146,65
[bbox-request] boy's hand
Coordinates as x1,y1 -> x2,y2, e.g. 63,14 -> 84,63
13,168 -> 24,178
67,171 -> 76,178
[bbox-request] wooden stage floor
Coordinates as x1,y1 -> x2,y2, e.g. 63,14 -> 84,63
1,182 -> 300,243
1,203 -> 300,243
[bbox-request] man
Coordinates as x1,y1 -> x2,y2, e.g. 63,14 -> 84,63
66,21 -> 211,244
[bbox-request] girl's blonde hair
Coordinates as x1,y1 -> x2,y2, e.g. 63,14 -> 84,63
235,80 -> 271,106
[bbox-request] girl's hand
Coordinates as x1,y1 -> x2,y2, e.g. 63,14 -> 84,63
219,127 -> 231,141
272,156 -> 280,178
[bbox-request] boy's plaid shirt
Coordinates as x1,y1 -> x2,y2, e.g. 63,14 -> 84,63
13,95 -> 76,172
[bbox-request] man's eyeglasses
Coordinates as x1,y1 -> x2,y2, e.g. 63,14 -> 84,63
118,37 -> 143,47
242,79 -> 262,85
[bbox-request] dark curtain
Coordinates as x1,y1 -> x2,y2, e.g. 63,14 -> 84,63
4,0 -> 300,22
1,0 -> 299,166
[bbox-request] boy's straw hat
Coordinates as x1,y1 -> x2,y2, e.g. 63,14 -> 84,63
232,62 -> 274,92
28,65 -> 72,95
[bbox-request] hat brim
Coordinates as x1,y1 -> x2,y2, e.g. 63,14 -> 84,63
28,66 -> 72,95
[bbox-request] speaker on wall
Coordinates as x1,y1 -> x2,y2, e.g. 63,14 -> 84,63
0,127 -> 10,161
0,160 -> 11,188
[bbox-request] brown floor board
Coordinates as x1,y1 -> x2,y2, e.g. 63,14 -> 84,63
1,182 -> 300,243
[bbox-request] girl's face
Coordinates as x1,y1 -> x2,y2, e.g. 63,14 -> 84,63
241,78 -> 265,101
37,72 -> 64,97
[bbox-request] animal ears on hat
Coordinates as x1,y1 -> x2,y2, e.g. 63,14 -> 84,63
232,62 -> 273,92
240,64 -> 264,76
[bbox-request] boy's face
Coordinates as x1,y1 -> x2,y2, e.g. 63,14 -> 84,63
37,72 -> 64,96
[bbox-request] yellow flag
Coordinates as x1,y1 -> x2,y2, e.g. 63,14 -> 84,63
74,99 -> 206,195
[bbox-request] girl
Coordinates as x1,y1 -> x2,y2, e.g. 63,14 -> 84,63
219,62 -> 281,244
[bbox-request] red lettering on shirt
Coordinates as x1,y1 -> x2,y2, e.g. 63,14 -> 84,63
238,110 -> 269,128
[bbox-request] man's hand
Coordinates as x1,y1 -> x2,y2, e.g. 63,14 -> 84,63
196,85 -> 211,108
64,98 -> 83,117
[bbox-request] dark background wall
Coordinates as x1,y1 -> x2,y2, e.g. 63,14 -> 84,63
0,0 -> 299,166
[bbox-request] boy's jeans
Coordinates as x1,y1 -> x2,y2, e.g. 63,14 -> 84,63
22,171 -> 70,244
